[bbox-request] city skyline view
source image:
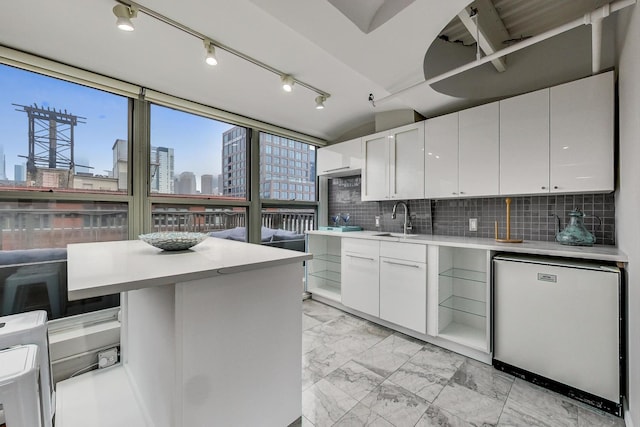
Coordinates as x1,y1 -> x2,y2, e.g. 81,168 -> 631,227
0,63 -> 233,191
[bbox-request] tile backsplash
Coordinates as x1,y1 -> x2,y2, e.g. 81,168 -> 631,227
328,176 -> 615,245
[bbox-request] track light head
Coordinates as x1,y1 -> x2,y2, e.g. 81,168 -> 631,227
203,39 -> 218,66
281,75 -> 295,92
113,4 -> 137,31
315,95 -> 327,110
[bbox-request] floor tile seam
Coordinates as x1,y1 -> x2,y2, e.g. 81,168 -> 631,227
365,378 -> 431,427
494,374 -> 517,426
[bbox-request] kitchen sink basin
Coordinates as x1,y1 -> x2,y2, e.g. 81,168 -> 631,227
373,232 -> 420,238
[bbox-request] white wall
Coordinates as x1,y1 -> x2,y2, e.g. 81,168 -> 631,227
616,4 -> 640,425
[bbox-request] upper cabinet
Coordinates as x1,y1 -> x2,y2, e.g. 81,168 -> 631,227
458,103 -> 500,197
550,71 -> 614,193
500,88 -> 550,195
362,122 -> 425,201
425,112 -> 459,198
317,138 -> 363,177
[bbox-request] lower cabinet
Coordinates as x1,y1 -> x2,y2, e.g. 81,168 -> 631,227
379,242 -> 427,334
341,238 -> 380,317
427,246 -> 491,353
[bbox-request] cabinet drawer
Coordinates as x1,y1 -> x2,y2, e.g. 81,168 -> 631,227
380,241 -> 426,263
342,238 -> 379,257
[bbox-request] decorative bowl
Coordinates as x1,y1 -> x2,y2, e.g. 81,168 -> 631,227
138,232 -> 208,251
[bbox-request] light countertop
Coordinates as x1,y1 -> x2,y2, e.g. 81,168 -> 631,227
306,230 -> 627,263
67,238 -> 312,300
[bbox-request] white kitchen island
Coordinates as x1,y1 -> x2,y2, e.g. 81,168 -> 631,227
56,237 -> 311,427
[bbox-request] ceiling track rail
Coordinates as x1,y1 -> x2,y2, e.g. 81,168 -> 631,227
115,0 -> 331,99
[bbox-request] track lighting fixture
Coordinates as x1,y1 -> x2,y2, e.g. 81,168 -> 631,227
204,39 -> 218,66
111,1 -> 330,108
315,95 -> 327,109
281,75 -> 295,92
113,4 -> 137,32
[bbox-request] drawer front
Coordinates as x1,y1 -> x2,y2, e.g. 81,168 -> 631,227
342,238 -> 379,257
380,241 -> 426,263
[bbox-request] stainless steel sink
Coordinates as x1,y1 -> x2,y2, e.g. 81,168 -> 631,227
373,232 -> 420,238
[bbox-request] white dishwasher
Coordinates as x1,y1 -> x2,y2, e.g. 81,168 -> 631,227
493,254 -> 622,416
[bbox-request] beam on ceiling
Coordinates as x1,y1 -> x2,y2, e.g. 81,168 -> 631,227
457,0 -> 510,72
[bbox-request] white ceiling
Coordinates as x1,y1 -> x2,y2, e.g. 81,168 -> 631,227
0,0 -> 620,142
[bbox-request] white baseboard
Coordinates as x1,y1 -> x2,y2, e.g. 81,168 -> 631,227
626,409 -> 635,427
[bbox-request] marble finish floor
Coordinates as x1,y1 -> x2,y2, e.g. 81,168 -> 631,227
300,299 -> 624,427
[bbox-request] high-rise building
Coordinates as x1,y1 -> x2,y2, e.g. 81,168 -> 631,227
112,139 -> 128,190
201,174 -> 215,194
14,163 -> 26,183
221,127 -> 316,201
0,145 -> 6,180
151,146 -> 174,194
258,132 -> 316,201
175,171 -> 196,195
222,127 -> 247,198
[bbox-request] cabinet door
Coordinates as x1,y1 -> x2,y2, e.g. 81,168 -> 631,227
500,89 -> 550,195
317,138 -> 362,176
390,122 -> 425,199
362,132 -> 389,201
425,113 -> 459,198
550,71 -> 614,193
380,256 -> 427,334
458,103 -> 500,197
341,239 -> 380,316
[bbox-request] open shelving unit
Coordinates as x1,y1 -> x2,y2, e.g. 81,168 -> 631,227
435,248 -> 490,352
305,234 -> 342,302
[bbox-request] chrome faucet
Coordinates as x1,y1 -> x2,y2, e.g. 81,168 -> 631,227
391,201 -> 412,235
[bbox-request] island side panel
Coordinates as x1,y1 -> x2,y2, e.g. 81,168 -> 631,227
175,262 -> 303,427
123,285 -> 176,427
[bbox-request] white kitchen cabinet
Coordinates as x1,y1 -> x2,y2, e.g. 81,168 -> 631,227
317,138 -> 363,177
305,233 -> 342,302
500,88 -> 550,195
380,242 -> 427,334
425,112 -> 459,198
550,71 -> 614,193
362,131 -> 389,200
458,103 -> 500,197
362,122 -> 425,201
427,246 -> 490,353
341,238 -> 380,316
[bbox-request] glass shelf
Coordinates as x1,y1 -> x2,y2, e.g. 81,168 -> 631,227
439,295 -> 486,318
439,268 -> 486,283
313,253 -> 341,264
309,269 -> 341,284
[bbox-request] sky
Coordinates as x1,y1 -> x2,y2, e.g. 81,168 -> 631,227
0,63 -> 233,186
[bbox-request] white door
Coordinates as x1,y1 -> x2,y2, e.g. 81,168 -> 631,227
458,102 -> 500,197
341,240 -> 380,316
380,257 -> 427,334
500,89 -> 550,195
425,112 -> 459,198
362,132 -> 389,201
390,122 -> 425,200
550,71 -> 614,193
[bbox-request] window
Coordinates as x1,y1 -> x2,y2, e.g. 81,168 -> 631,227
0,199 -> 124,319
151,204 -> 246,236
150,105 -> 247,199
0,64 -> 129,194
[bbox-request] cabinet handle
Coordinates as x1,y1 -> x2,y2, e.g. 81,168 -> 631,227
459,191 -> 465,195
553,186 -> 559,189
345,254 -> 375,261
383,260 -> 420,268
541,186 -> 546,190
323,166 -> 350,173
452,192 -> 457,195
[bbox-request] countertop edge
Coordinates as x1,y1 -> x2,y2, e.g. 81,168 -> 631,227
306,230 -> 627,263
